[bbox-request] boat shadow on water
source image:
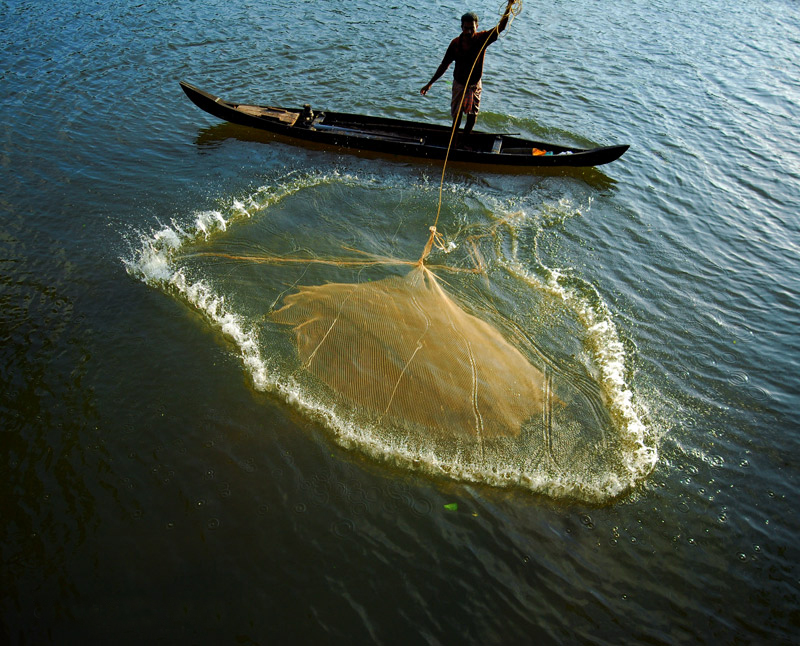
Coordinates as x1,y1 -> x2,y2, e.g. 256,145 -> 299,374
192,122 -> 620,190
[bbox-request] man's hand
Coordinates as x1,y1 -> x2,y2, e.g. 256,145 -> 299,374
420,83 -> 432,96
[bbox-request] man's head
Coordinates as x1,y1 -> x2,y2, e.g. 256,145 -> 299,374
461,12 -> 478,35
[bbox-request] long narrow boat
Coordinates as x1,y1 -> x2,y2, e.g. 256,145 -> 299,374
180,81 -> 629,168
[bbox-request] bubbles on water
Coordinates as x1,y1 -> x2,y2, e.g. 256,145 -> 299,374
410,497 -> 433,517
331,518 -> 355,538
726,370 -> 749,387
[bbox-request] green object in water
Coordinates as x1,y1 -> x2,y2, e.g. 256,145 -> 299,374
444,503 -> 458,511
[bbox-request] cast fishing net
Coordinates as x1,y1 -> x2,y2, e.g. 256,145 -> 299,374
269,252 -> 620,485
271,262 -> 546,443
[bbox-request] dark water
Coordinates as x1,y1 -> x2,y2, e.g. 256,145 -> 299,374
2,0 -> 799,643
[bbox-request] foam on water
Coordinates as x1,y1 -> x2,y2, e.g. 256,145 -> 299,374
503,258 -> 656,489
501,196 -> 656,483
124,170 -> 657,502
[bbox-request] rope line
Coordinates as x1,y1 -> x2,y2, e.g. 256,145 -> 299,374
420,0 -> 523,264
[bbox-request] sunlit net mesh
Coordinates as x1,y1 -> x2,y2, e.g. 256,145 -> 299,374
272,264 -> 545,441
266,250 -> 628,493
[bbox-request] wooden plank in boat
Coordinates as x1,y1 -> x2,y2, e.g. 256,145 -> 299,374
237,104 -> 298,126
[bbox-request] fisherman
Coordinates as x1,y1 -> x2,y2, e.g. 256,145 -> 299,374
420,1 -> 516,136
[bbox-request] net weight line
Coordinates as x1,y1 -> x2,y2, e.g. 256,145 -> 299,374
423,0 -> 524,264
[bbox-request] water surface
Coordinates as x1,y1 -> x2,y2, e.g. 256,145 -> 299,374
2,0 -> 799,643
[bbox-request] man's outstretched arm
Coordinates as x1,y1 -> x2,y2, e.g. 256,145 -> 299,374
421,55 -> 453,95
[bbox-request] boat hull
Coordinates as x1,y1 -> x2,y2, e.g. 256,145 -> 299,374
179,82 -> 629,168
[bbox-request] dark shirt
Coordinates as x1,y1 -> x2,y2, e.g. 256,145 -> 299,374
441,29 -> 500,86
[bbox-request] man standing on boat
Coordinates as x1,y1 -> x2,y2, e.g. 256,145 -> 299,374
420,1 -> 516,136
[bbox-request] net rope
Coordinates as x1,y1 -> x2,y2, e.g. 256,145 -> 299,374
423,0 -> 523,263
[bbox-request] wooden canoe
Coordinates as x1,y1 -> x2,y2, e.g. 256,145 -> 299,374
180,81 -> 629,168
